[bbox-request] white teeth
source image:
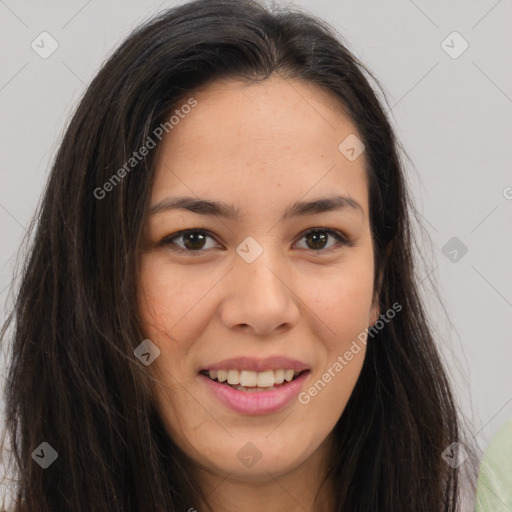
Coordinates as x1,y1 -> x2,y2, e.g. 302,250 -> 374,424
274,369 -> 284,384
284,369 -> 294,382
257,370 -> 274,387
227,369 -> 240,385
240,370 -> 257,387
206,368 -> 302,387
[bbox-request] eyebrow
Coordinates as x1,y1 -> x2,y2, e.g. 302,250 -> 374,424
149,194 -> 363,221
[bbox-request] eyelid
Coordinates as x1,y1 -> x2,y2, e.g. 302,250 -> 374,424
160,227 -> 351,256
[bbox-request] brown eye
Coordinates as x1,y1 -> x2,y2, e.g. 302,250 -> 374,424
161,230 -> 220,256
296,229 -> 347,252
160,227 -> 348,257
304,230 -> 330,250
179,231 -> 208,250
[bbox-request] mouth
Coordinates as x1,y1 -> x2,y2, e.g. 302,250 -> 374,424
199,368 -> 311,414
200,368 -> 308,392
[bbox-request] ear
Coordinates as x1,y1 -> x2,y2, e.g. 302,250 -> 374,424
369,292 -> 380,326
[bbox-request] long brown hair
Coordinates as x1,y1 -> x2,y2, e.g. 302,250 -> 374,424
1,0 -> 477,510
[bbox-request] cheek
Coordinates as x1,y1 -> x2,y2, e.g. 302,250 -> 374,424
299,254 -> 374,407
306,255 -> 376,346
138,254 -> 211,340
320,284 -> 373,348
298,279 -> 371,427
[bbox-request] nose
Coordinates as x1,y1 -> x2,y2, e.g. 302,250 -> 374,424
220,246 -> 300,336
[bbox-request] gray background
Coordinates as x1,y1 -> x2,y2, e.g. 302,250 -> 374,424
1,0 -> 511,501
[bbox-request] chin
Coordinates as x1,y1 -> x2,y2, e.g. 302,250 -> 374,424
189,433 -> 321,482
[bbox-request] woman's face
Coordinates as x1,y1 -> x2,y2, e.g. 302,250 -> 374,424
139,76 -> 379,483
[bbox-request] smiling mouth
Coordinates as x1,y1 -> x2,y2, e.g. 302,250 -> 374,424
200,369 -> 308,392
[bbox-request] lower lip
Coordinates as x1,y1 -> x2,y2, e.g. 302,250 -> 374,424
199,371 -> 310,415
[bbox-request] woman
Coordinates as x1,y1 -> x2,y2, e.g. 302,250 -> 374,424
0,0 -> 477,510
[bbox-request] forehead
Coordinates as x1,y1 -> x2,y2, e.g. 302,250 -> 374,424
152,76 -> 369,216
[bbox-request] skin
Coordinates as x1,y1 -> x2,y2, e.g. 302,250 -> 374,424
138,75 -> 380,512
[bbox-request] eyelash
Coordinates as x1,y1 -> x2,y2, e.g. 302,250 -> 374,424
159,228 -> 351,257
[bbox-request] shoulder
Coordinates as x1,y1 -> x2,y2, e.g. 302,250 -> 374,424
475,418 -> 512,511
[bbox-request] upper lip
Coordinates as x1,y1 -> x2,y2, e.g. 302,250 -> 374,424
201,356 -> 311,373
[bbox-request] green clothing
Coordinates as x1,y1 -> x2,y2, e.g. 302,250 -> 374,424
475,418 -> 512,511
